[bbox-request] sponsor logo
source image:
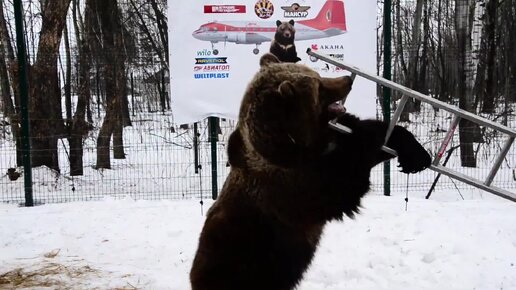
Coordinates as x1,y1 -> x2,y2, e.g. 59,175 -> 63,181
194,65 -> 230,72
204,5 -> 246,13
310,63 -> 343,73
254,0 -> 274,19
194,73 -> 230,79
329,53 -> 344,59
310,44 -> 345,63
195,57 -> 228,64
328,53 -> 344,71
281,3 -> 310,18
197,49 -> 215,57
311,44 -> 345,50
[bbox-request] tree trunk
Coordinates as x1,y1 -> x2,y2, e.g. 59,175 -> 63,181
68,133 -> 84,175
113,119 -> 125,159
95,0 -> 129,168
435,0 -> 447,101
510,0 -> 516,103
474,0 -> 498,114
418,2 -> 429,96
150,0 -> 169,66
0,3 -> 23,166
63,24 -> 72,124
455,0 -> 477,167
503,0 -> 516,104
69,0 -> 94,176
480,0 -> 497,113
401,0 -> 424,121
97,116 -> 115,169
394,0 -> 407,75
113,62 -> 128,159
29,0 -> 72,171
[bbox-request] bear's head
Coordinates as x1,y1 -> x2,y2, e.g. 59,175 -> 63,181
228,53 -> 353,169
275,20 -> 296,45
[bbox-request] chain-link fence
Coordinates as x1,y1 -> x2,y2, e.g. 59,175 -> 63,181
0,0 -> 514,204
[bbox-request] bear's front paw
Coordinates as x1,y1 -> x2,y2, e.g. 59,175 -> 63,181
397,149 -> 431,173
389,126 -> 431,174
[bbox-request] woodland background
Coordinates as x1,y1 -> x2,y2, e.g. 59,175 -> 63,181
0,0 -> 514,203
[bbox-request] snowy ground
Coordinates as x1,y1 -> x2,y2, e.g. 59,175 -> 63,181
1,190 -> 515,290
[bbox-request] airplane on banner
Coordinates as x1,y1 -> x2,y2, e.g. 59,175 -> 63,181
192,0 -> 347,55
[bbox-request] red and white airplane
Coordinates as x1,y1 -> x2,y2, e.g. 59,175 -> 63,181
192,0 -> 347,55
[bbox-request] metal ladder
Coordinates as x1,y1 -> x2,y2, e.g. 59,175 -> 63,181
307,48 -> 516,202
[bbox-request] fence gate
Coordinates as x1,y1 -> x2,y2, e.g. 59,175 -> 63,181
307,49 -> 516,203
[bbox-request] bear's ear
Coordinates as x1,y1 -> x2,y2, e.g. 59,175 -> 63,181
289,19 -> 295,26
278,75 -> 314,97
260,53 -> 280,67
227,128 -> 246,168
276,20 -> 282,27
278,80 -> 295,97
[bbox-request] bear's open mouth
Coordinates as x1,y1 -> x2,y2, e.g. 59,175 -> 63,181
328,102 -> 346,119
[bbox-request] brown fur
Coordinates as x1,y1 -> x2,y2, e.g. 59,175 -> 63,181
190,54 -> 430,290
190,54 -> 352,290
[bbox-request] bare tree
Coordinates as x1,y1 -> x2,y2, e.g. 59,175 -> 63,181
502,0 -> 516,106
473,0 -> 498,114
128,0 -> 168,70
28,0 -> 71,171
0,3 -> 22,166
68,0 -> 93,176
95,0 -> 131,169
455,0 -> 477,167
63,24 -> 72,125
400,0 -> 424,121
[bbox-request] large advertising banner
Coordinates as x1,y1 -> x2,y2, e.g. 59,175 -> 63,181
169,0 -> 377,124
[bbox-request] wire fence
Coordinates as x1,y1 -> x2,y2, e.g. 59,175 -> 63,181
0,0 -> 515,204
1,100 -> 514,204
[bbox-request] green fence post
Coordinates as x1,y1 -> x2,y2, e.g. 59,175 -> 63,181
209,117 -> 218,200
14,0 -> 33,206
383,0 -> 392,196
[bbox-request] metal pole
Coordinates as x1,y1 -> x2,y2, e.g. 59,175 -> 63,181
383,0 -> 392,196
194,122 -> 200,174
130,72 -> 135,116
209,117 -> 218,200
14,0 -> 33,206
433,115 -> 460,165
306,50 -> 516,137
385,95 -> 408,142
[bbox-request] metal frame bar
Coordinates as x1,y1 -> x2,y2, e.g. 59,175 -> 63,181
485,137 -> 515,186
385,95 -> 409,143
310,49 -> 516,202
308,49 -> 516,137
430,165 -> 516,202
433,115 -> 461,165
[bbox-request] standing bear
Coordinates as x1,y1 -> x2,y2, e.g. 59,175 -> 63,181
269,20 -> 302,63
190,53 -> 431,290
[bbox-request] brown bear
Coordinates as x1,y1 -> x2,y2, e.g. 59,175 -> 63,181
190,53 -> 431,290
269,20 -> 302,63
